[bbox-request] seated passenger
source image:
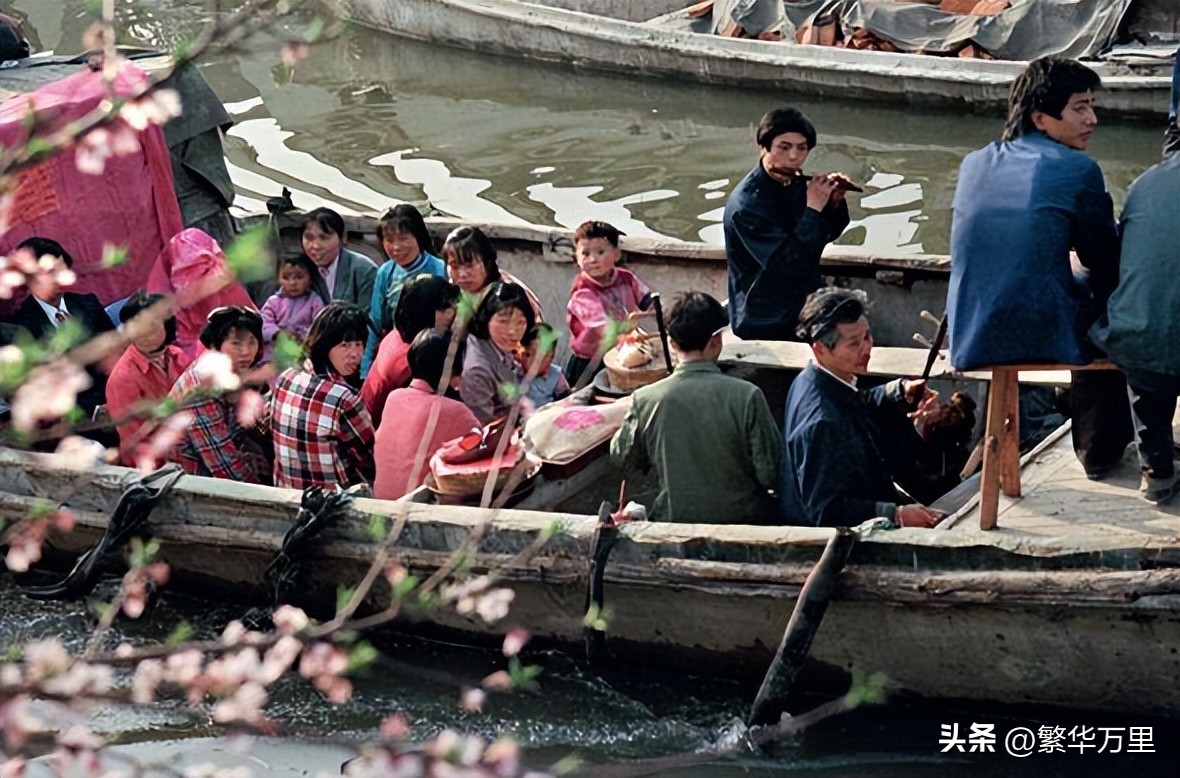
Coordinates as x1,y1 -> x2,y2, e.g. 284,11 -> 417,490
564,220 -> 652,386
167,307 -> 270,482
364,204 -> 447,374
441,226 -> 544,320
259,254 -> 328,362
373,329 -> 480,500
362,274 -> 459,428
610,292 -> 781,523
522,322 -> 570,409
271,303 -> 375,489
12,237 -> 118,421
460,282 -> 534,424
780,288 -> 942,528
105,291 -> 190,467
301,207 -> 377,310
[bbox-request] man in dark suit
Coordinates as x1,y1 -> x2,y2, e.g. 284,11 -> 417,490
12,237 -> 117,418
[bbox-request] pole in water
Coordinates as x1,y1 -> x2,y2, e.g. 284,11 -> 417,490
747,527 -> 857,727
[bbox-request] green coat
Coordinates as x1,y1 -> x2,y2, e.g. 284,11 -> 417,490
610,361 -> 782,523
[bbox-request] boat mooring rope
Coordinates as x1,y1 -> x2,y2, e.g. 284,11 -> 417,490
263,486 -> 354,606
22,464 -> 185,601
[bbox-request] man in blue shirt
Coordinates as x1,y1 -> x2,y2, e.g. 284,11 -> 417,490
724,107 -> 850,341
945,57 -> 1130,477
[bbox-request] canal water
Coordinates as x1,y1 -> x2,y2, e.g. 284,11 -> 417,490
0,1 -> 1174,775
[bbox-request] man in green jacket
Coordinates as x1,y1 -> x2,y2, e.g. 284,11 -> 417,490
610,292 -> 782,523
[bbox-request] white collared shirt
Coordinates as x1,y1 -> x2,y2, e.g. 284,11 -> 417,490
35,296 -> 70,328
319,254 -> 340,297
813,360 -> 858,392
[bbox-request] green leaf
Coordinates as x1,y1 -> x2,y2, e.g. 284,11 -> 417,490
551,755 -> 584,775
129,537 -> 160,568
336,584 -> 357,613
845,669 -> 889,708
581,603 -> 610,632
538,519 -> 562,543
508,656 -> 542,688
164,621 -> 195,647
304,17 -> 326,43
101,244 -> 129,269
223,226 -> 274,283
2,643 -> 22,662
347,640 -> 379,672
22,137 -> 55,163
367,514 -> 388,543
392,573 -> 419,600
273,332 -> 305,371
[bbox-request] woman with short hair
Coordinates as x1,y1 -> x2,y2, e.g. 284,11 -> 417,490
270,303 -> 376,489
168,306 -> 270,482
460,282 -> 535,424
106,291 -> 191,467
441,226 -> 544,320
361,273 -> 460,428
301,207 -> 378,309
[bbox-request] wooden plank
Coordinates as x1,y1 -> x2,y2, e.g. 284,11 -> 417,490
978,372 -> 1009,530
999,368 -> 1021,498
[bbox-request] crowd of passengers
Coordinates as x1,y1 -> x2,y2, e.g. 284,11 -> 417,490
5,206 -> 653,504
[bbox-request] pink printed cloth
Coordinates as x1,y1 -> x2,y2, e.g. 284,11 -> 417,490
0,60 -> 184,311
146,228 -> 257,360
566,267 -> 651,360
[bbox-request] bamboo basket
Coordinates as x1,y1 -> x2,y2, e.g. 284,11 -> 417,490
428,449 -> 541,497
603,336 -> 672,392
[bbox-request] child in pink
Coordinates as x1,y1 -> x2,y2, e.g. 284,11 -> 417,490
260,254 -> 328,361
565,220 -> 652,385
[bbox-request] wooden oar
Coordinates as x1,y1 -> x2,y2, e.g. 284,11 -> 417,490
747,526 -> 858,727
650,293 -> 674,374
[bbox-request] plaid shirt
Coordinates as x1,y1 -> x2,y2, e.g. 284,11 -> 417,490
271,367 -> 376,489
167,364 -> 269,482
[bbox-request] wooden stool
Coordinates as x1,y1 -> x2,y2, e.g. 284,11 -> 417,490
977,362 -> 1115,530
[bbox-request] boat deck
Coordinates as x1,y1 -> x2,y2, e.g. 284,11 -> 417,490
949,423 -> 1180,548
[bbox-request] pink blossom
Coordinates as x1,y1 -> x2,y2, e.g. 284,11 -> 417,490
49,435 -> 107,470
236,389 -> 266,427
0,664 -> 22,687
379,714 -> 409,740
221,620 -> 247,645
118,90 -> 182,130
460,687 -> 486,713
298,642 -> 348,679
474,588 -> 515,624
190,351 -> 241,392
501,628 -> 529,658
131,659 -> 163,704
57,724 -> 102,751
120,562 -> 169,619
272,604 -> 309,635
23,639 -> 70,680
203,648 -> 262,695
164,649 -> 203,687
0,757 -> 25,778
323,676 -> 353,704
4,529 -> 44,573
51,509 -> 76,533
40,662 -> 112,697
260,636 -> 302,683
481,671 -> 512,692
281,42 -> 310,67
136,410 -> 193,473
211,681 -> 268,725
10,361 -> 91,433
482,738 -> 521,777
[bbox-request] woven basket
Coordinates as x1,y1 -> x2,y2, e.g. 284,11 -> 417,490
429,450 -> 541,497
603,340 -> 672,392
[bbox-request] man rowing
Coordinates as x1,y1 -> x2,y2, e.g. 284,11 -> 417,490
944,57 -> 1131,478
724,107 -> 851,341
781,288 -> 943,529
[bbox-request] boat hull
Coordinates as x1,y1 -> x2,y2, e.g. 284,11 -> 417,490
3,449 -> 1179,717
334,0 -> 1171,120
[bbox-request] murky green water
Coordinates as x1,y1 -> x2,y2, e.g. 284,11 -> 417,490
1,1 -> 1176,773
3,0 -> 1166,254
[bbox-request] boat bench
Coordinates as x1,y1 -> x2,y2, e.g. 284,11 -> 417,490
978,361 -> 1116,530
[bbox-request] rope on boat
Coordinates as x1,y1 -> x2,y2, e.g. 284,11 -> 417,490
263,486 -> 355,606
22,464 -> 185,601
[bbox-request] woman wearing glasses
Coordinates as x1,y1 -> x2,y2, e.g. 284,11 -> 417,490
441,226 -> 543,321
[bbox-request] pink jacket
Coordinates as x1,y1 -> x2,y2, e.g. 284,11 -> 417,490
566,267 -> 651,360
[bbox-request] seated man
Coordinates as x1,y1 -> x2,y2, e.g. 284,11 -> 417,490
945,57 -> 1130,476
781,288 -> 942,528
610,292 -> 781,523
1090,127 -> 1180,503
12,237 -> 117,420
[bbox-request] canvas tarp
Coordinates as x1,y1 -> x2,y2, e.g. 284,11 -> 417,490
777,0 -> 1136,60
0,59 -> 184,307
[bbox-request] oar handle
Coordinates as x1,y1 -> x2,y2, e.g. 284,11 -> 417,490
650,293 -> 674,374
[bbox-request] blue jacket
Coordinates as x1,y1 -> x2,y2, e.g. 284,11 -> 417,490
1090,153 -> 1180,375
724,163 -> 849,341
363,251 -> 446,375
945,132 -> 1119,370
781,364 -> 920,527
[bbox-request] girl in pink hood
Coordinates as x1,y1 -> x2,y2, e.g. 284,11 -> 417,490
147,228 -> 258,360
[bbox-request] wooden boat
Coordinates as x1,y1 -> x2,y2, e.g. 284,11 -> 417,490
333,0 -> 1175,120
2,400 -> 1179,717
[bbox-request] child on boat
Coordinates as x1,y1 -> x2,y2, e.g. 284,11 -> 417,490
259,254 -> 328,360
522,322 -> 570,409
565,220 -> 652,385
